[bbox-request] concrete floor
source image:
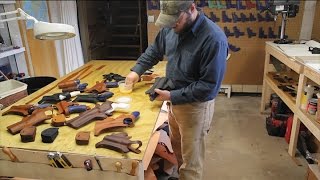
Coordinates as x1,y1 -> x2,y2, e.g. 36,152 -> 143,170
202,95 -> 307,180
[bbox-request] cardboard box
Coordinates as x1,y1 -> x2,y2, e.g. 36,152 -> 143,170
0,79 -> 27,109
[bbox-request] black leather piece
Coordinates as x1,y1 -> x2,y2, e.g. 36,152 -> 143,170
145,77 -> 175,101
41,128 -> 59,143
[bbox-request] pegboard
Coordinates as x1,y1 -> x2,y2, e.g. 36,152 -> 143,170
146,0 -> 305,85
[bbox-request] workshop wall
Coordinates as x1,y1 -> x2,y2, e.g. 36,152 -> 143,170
312,2 -> 320,41
146,0 -> 305,85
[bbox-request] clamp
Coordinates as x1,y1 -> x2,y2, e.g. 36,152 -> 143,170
47,152 -> 72,168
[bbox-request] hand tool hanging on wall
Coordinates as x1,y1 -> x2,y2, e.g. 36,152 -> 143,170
196,0 -> 208,7
236,0 -> 246,10
232,12 -> 241,23
209,12 -> 220,22
256,0 -> 267,11
222,11 -> 232,22
233,26 -> 245,38
228,43 -> 241,52
247,27 -> 257,38
226,0 -> 236,9
268,27 -> 277,39
245,0 -> 256,9
249,13 -> 256,21
265,12 -> 274,22
257,13 -> 266,22
224,27 -> 234,37
240,13 -> 249,22
259,27 -> 267,39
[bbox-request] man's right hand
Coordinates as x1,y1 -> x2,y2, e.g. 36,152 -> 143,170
125,71 -> 140,85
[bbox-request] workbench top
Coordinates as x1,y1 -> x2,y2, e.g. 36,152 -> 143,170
0,60 -> 166,161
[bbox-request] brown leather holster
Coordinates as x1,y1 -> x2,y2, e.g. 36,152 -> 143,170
94,114 -> 136,136
65,101 -> 112,129
85,81 -> 108,93
2,104 -> 34,116
95,132 -> 142,154
7,107 -> 53,135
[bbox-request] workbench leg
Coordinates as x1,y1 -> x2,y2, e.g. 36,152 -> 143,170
260,51 -> 271,113
260,80 -> 271,113
288,115 -> 301,157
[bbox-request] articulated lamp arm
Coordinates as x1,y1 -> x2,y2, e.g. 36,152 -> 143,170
0,8 -> 75,40
0,8 -> 38,23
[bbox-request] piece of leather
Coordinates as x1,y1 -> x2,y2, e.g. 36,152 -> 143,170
56,101 -> 77,115
20,126 -> 36,142
7,107 -> 53,135
2,104 -> 33,116
145,77 -> 175,101
58,79 -> 79,89
95,132 -> 142,154
51,114 -> 66,127
66,101 -> 113,129
158,129 -> 174,153
75,131 -> 90,145
85,81 -> 108,93
41,128 -> 59,143
94,114 -> 136,136
154,143 -> 178,165
141,74 -> 160,81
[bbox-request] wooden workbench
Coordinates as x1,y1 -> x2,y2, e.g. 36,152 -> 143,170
0,60 -> 166,179
260,42 -> 320,159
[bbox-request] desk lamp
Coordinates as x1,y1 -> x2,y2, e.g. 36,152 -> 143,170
267,0 -> 300,44
0,8 -> 75,40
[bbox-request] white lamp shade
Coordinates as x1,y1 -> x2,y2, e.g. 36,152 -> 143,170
33,21 -> 76,40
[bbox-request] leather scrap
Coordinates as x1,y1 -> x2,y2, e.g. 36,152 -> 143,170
75,131 -> 90,145
20,126 -> 36,142
85,81 -> 108,93
95,132 -> 142,154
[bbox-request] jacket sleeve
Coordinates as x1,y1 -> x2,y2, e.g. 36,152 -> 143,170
170,39 -> 228,105
130,29 -> 166,76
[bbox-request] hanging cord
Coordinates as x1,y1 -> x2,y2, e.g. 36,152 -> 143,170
0,70 -> 9,80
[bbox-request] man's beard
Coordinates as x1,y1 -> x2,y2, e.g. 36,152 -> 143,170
175,13 -> 193,34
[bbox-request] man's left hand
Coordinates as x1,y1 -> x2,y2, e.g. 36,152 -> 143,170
154,89 -> 171,101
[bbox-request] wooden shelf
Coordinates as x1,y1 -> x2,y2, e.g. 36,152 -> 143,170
297,107 -> 320,140
303,66 -> 320,85
265,73 -> 296,112
0,47 -> 25,59
261,41 -> 320,159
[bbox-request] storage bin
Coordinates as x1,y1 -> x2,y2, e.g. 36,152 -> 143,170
0,79 -> 27,109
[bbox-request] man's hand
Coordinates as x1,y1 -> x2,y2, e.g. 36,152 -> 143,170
154,89 -> 171,101
125,71 -> 140,85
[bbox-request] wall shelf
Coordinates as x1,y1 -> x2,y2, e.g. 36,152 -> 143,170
0,47 -> 25,59
0,0 -> 15,4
